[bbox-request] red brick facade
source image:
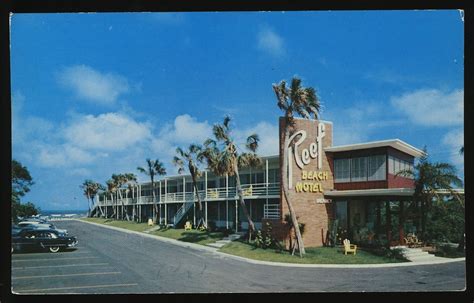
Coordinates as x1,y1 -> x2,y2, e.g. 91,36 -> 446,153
278,118 -> 334,247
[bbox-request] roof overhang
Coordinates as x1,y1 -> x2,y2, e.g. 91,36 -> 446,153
324,139 -> 425,158
325,188 -> 415,197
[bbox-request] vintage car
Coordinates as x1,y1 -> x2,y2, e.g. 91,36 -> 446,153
12,228 -> 78,253
17,221 -> 68,235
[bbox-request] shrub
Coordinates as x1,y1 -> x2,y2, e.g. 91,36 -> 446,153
434,244 -> 465,258
253,222 -> 283,251
207,221 -> 217,231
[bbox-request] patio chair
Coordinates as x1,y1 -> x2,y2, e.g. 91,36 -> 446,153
343,239 -> 357,255
184,221 -> 192,231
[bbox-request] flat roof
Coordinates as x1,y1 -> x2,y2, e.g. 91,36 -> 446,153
324,139 -> 425,158
325,188 -> 415,197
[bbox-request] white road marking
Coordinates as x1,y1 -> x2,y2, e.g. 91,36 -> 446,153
13,256 -> 100,262
15,283 -> 139,293
12,263 -> 109,269
13,271 -> 121,280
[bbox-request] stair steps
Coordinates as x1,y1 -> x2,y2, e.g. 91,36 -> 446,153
206,233 -> 242,249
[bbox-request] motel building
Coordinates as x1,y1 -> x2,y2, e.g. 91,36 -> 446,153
93,117 -> 433,248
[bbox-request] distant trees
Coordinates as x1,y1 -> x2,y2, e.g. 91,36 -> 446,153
11,159 -> 39,221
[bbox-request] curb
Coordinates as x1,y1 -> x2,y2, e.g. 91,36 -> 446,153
75,219 -> 219,254
74,219 -> 465,269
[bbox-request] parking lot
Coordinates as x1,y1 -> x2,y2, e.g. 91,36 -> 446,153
11,220 -> 153,294
11,220 -> 467,294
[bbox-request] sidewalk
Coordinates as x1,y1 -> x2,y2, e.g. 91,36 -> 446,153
76,219 -> 465,269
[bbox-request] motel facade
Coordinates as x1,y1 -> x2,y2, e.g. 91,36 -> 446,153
93,117 -> 428,247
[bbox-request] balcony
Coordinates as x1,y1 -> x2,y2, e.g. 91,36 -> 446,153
97,182 -> 280,206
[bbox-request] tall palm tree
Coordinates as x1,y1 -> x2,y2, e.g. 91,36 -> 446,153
137,159 -> 166,223
202,116 -> 261,238
80,180 -> 106,217
173,144 -> 206,228
396,148 -> 463,241
111,173 -> 137,221
272,77 -> 321,257
106,178 -> 119,219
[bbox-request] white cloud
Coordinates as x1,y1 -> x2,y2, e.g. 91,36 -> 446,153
257,27 -> 285,57
164,114 -> 213,144
57,65 -> 130,105
390,88 -> 463,126
442,128 -> 464,168
63,113 -> 152,151
36,144 -> 95,168
233,121 -> 279,157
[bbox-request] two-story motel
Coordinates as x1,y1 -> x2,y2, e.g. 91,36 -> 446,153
93,117 -> 426,247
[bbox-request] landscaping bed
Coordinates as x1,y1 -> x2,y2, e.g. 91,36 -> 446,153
219,240 -> 409,264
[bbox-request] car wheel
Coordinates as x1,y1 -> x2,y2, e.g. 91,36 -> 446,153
49,246 -> 60,253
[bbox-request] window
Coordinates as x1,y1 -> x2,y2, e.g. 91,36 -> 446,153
334,158 -> 351,183
351,157 -> 367,182
368,155 -> 386,181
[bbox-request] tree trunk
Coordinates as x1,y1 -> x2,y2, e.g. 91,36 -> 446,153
282,126 -> 305,256
151,180 -> 159,224
420,198 -> 426,241
234,163 -> 256,239
109,193 -> 116,218
86,196 -> 91,217
118,190 -> 130,221
92,196 -> 105,217
191,174 -> 204,228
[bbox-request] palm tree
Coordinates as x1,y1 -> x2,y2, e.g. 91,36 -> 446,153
80,180 -> 106,217
396,147 -> 463,241
106,177 -> 120,219
137,159 -> 166,223
202,116 -> 261,239
173,144 -> 206,228
272,77 -> 321,257
111,173 -> 137,221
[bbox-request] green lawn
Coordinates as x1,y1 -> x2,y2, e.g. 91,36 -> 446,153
150,228 -> 225,245
219,241 -> 408,264
81,218 -> 224,245
81,217 -> 151,232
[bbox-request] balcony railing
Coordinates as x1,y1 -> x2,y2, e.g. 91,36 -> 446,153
264,204 -> 281,219
97,182 -> 280,206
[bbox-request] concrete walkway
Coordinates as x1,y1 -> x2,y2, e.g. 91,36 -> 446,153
75,219 -> 465,269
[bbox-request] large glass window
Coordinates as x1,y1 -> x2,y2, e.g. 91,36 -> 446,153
334,158 -> 351,183
351,157 -> 367,182
368,155 -> 386,181
335,201 -> 348,229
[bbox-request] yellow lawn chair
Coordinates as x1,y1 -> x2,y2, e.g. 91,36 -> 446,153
343,239 -> 357,255
184,221 -> 192,231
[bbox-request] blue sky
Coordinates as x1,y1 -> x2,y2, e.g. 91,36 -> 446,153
11,10 -> 464,211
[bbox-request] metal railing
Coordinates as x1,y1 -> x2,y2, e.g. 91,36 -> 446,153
97,182 -> 280,206
172,202 -> 194,226
264,204 -> 281,219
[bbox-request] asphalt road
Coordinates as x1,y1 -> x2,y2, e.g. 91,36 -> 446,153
11,220 -> 466,294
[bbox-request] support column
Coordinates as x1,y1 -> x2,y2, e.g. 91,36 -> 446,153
159,180 -> 162,224
376,200 -> 381,235
205,201 -> 208,227
193,203 -> 196,226
165,203 -> 168,226
399,200 -> 405,245
385,201 -> 392,246
235,200 -> 238,232
226,200 -> 229,229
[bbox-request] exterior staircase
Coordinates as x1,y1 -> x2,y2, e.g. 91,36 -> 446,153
395,247 -> 437,262
206,233 -> 242,248
172,202 -> 194,227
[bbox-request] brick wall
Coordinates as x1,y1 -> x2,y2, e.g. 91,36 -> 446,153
278,117 -> 334,248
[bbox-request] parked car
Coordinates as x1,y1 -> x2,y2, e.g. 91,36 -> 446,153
17,222 -> 68,235
12,229 -> 78,253
11,224 -> 22,236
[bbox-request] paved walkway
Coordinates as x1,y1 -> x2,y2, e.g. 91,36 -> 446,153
76,219 -> 465,268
